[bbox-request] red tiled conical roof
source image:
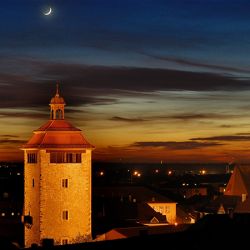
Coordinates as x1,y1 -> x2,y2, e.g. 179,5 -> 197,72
22,119 -> 94,149
36,120 -> 80,131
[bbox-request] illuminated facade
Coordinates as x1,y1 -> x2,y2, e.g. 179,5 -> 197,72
22,85 -> 94,247
147,202 -> 176,224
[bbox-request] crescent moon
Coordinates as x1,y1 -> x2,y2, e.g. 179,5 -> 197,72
44,7 -> 52,16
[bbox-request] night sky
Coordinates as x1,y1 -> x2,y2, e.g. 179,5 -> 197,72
1,0 -> 250,163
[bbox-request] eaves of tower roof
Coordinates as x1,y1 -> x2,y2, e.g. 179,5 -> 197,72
22,119 -> 94,149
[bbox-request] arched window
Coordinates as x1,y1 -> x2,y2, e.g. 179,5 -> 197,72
56,109 -> 62,119
50,110 -> 54,119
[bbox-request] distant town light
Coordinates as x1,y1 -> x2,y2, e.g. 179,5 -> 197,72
3,192 -> 9,198
155,169 -> 159,173
200,170 -> 206,175
11,212 -> 14,216
168,170 -> 172,175
174,222 -> 178,226
17,172 -> 20,176
99,171 -> 104,176
132,171 -> 141,177
1,213 -> 5,217
182,183 -> 186,186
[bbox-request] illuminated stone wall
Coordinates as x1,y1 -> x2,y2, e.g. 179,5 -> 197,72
24,151 -> 40,247
24,149 -> 92,247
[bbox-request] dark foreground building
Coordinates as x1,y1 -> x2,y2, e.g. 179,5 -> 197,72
1,214 -> 250,250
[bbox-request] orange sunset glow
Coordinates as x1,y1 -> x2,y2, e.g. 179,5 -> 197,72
1,88 -> 250,163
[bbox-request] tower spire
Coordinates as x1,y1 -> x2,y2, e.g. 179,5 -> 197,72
56,83 -> 59,97
49,84 -> 65,120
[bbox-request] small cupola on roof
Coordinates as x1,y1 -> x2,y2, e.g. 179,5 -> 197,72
22,84 -> 94,149
49,84 -> 65,120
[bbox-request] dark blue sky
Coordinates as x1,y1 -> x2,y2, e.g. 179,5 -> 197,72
2,0 -> 250,68
2,0 -> 250,162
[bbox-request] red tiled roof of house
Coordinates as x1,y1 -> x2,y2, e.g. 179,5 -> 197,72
225,165 -> 250,196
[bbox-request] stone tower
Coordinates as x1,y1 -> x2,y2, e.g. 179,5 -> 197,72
22,85 -> 94,247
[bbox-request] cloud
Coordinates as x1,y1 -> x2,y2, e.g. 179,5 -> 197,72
191,135 -> 250,141
0,139 -> 26,144
0,135 -> 19,138
236,133 -> 250,136
40,63 -> 250,93
110,116 -> 147,122
0,135 -> 26,145
143,54 -> 250,74
110,113 -> 240,123
219,124 -> 233,128
131,141 -> 222,150
0,57 -> 250,110
0,111 -> 48,120
159,113 -> 236,121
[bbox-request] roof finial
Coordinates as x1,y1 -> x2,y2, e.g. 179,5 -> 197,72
56,83 -> 59,97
